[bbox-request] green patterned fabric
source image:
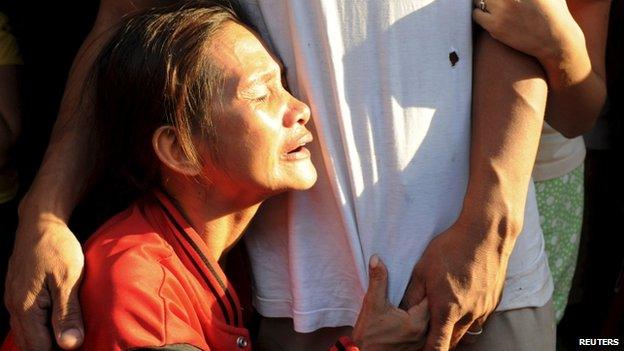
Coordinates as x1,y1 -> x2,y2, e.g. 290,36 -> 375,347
534,165 -> 584,322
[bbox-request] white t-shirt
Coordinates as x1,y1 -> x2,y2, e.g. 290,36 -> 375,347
240,0 -> 553,333
533,122 -> 586,182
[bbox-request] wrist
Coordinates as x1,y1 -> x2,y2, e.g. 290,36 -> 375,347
453,211 -> 519,261
18,188 -> 72,225
538,20 -> 590,87
457,191 -> 525,243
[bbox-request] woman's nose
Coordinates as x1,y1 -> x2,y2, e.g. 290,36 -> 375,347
283,96 -> 311,127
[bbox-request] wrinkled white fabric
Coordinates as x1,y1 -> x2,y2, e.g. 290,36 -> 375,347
533,122 -> 586,182
240,0 -> 553,333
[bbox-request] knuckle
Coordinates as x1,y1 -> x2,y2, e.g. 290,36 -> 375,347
412,323 -> 427,338
461,310 -> 476,324
55,302 -> 82,323
9,293 -> 39,316
433,305 -> 453,322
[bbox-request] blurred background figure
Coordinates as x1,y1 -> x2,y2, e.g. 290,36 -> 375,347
561,0 -> 624,345
0,10 -> 22,337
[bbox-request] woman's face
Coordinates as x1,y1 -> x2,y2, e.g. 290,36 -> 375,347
201,22 -> 317,197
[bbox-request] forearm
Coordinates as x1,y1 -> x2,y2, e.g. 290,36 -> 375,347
540,21 -> 606,137
460,32 -> 547,245
540,0 -> 610,137
20,0 -> 166,223
19,14 -> 121,223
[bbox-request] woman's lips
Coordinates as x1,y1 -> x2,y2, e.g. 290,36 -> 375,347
283,146 -> 311,161
283,132 -> 313,160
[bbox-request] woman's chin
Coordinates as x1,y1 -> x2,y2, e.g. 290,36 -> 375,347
286,165 -> 318,191
292,167 -> 318,190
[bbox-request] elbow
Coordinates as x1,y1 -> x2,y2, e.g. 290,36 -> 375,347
560,126 -> 590,139
550,116 -> 598,139
547,101 -> 605,138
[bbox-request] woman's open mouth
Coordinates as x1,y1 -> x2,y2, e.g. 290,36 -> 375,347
283,132 -> 313,160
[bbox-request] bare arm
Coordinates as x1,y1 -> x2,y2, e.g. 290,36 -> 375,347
474,0 -> 611,137
542,0 -> 610,136
18,0 -> 157,221
402,31 -> 547,350
5,2 -> 167,350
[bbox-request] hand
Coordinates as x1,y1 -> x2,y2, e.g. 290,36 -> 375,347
472,0 -> 581,64
352,255 -> 429,351
400,219 -> 514,351
5,212 -> 85,350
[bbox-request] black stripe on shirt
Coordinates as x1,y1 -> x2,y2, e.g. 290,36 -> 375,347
128,343 -> 203,351
334,340 -> 347,351
158,198 -> 240,326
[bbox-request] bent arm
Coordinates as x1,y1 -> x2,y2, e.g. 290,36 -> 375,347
19,0 -> 160,221
541,0 -> 610,137
5,2 -> 172,350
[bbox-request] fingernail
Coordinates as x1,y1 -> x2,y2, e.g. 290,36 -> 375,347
370,254 -> 379,268
59,328 -> 83,348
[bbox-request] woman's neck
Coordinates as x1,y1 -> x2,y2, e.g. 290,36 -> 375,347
165,184 -> 263,263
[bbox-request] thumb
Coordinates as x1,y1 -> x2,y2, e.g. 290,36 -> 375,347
365,254 -> 389,308
50,283 -> 85,350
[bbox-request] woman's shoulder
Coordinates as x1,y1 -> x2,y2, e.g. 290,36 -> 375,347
84,202 -> 175,264
81,201 -> 178,300
79,202 -> 208,350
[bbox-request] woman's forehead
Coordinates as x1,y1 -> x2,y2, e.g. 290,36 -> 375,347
209,22 -> 280,88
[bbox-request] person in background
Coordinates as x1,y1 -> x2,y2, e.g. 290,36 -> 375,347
571,0 -> 624,341
600,0 -> 624,336
0,10 -> 21,337
474,0 -> 610,322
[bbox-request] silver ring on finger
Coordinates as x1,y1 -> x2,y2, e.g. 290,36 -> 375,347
465,327 -> 483,336
478,0 -> 488,12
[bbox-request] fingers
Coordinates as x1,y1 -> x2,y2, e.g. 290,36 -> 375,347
472,9 -> 493,30
6,220 -> 86,350
400,277 -> 426,310
449,316 -> 476,348
400,261 -> 426,310
472,0 -> 502,10
50,274 -> 85,349
8,292 -> 53,351
407,297 -> 429,323
364,254 -> 389,309
407,297 -> 430,349
459,320 -> 485,345
424,311 -> 453,351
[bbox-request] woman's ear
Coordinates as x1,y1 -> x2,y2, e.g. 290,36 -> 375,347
152,126 -> 201,176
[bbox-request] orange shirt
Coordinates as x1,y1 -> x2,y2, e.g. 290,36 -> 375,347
78,192 -> 249,350
1,191 -> 358,351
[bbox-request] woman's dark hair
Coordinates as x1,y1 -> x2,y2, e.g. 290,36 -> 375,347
92,0 -> 244,195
